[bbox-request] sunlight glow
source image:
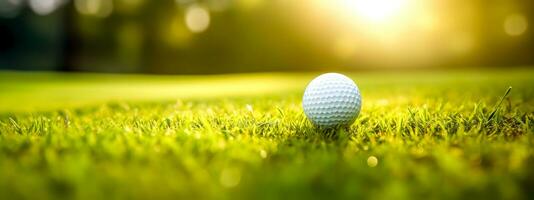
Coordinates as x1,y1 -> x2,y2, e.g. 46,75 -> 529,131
307,0 -> 451,67
340,0 -> 407,24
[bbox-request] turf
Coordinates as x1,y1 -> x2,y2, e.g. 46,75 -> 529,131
0,69 -> 533,200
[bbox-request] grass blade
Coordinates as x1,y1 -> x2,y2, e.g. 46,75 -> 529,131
487,86 -> 512,122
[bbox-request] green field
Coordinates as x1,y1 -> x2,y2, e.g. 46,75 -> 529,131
1,69 -> 533,200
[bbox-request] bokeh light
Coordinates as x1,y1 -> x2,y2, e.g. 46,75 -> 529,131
504,13 -> 528,36
29,0 -> 63,16
185,5 -> 211,33
367,156 -> 378,167
75,0 -> 114,18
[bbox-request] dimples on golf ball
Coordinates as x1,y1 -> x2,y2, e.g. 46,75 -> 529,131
302,73 -> 362,127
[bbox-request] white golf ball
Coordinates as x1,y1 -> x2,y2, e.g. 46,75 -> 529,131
302,73 -> 362,128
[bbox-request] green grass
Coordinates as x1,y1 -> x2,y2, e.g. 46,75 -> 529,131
0,69 -> 533,200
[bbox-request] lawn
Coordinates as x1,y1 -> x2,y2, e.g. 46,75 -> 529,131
0,69 -> 533,200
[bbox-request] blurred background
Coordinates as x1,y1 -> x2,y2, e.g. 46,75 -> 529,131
0,0 -> 532,74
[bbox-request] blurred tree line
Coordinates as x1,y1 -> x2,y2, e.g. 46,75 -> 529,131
0,0 -> 533,74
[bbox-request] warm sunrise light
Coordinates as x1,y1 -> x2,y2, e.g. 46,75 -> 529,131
309,0 -> 434,66
341,0 -> 407,24
310,0 -> 419,40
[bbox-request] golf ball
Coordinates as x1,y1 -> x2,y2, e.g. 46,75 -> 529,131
302,73 -> 362,128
